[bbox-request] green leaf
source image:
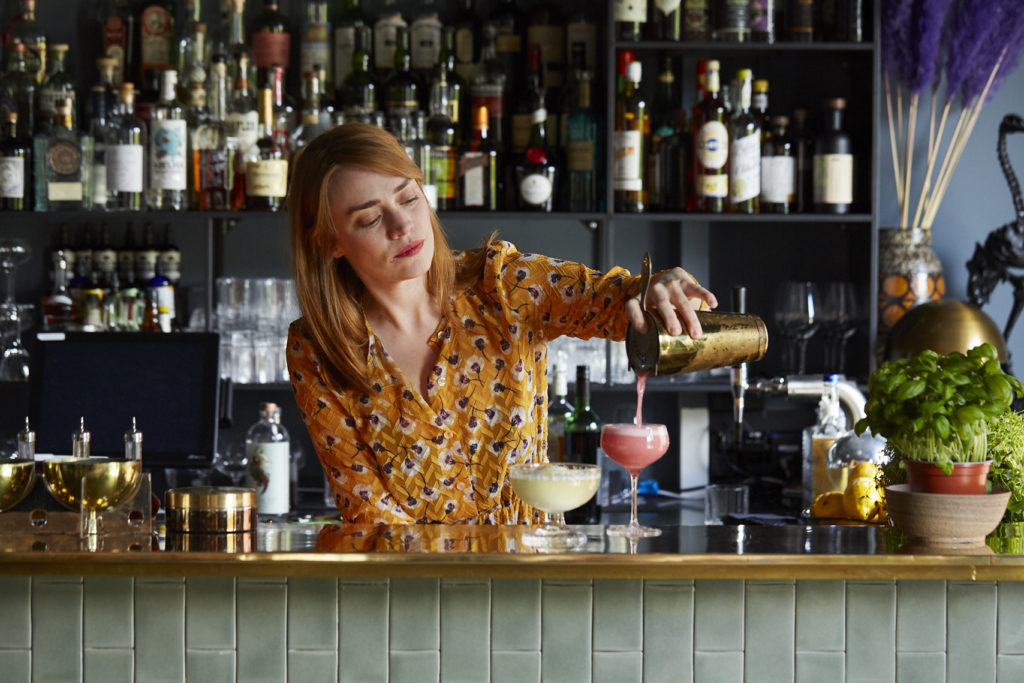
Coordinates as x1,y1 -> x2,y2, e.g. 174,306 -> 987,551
934,414 -> 951,440
895,378 -> 927,402
956,405 -> 986,424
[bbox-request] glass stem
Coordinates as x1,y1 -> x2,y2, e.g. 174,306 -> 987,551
3,266 -> 15,307
629,473 -> 640,526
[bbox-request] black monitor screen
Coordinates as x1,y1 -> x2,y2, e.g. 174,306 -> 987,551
29,332 -> 220,467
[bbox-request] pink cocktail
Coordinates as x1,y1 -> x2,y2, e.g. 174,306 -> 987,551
601,423 -> 669,538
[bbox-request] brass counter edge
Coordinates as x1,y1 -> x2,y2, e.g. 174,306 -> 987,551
2,552 -> 1024,580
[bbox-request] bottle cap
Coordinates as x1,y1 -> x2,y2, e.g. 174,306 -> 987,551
626,61 -> 642,83
771,115 -> 789,126
72,417 -> 91,458
736,68 -> 753,81
827,97 -> 846,109
753,79 -> 769,93
706,59 -> 720,71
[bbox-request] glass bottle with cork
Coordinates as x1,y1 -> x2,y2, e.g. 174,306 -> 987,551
728,68 -> 760,214
564,364 -> 601,524
813,97 -> 853,214
0,112 -> 29,210
547,364 -> 574,463
803,375 -> 846,506
245,402 -> 292,518
33,97 -> 94,212
244,82 -> 288,211
760,115 -> 795,214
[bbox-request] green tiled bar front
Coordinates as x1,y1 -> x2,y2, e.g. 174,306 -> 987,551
7,577 -> 1024,681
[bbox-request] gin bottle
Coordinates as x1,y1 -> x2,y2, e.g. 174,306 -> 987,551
245,402 -> 292,518
33,98 -> 94,211
728,68 -> 760,214
106,83 -> 147,211
191,60 -> 235,210
147,69 -> 187,210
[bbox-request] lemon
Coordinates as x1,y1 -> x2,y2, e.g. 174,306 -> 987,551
810,491 -> 846,519
843,476 -> 883,521
850,461 -> 880,482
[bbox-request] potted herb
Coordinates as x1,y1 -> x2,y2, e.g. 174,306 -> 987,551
854,343 -> 1024,494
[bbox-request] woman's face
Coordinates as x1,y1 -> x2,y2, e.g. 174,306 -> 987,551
327,167 -> 434,289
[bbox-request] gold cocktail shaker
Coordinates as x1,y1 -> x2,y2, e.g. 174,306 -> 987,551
625,255 -> 769,376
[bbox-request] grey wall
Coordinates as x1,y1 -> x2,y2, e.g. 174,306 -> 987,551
877,67 -> 1024,367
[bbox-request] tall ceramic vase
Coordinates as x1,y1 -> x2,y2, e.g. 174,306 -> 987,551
877,227 -> 946,358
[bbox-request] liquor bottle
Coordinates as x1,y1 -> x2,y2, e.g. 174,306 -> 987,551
792,107 -> 812,212
9,0 -> 45,82
271,65 -> 297,145
456,104 -> 498,210
117,224 -> 137,288
94,58 -> 118,118
138,2 -> 176,83
803,375 -> 844,504
470,24 -> 506,152
813,97 -> 853,214
33,97 -> 94,211
333,0 -> 366,92
148,69 -> 187,211
616,0 -> 647,42
439,28 -> 469,132
106,83 -> 147,211
136,223 -> 159,286
787,0 -> 815,42
693,60 -> 729,213
410,0 -> 443,86
340,25 -> 378,118
96,0 -> 135,87
614,61 -> 646,213
683,0 -> 712,41
372,1 -> 406,78
93,224 -> 118,293
751,0 -> 778,43
245,85 -> 288,211
191,59 -> 234,210
251,0 -> 291,71
453,0 -> 481,82
36,44 -> 76,135
511,47 -> 543,156
0,43 -> 36,140
514,92 -> 557,212
301,0 -> 332,98
226,54 -> 259,157
650,57 -> 687,212
648,0 -> 682,41
566,10 -> 598,75
526,1 -> 566,92
834,0 -> 863,43
383,25 -> 419,119
223,0 -> 252,93
489,0 -> 523,96
715,0 -> 751,42
140,286 -> 162,332
760,115 -> 794,213
42,250 -> 74,330
546,365 -> 574,463
564,364 -> 601,524
134,67 -> 162,125
177,17 -> 208,103
156,224 -> 181,328
245,402 -> 292,518
0,112 -> 29,210
426,74 -> 458,211
566,68 -> 597,213
751,79 -> 770,137
728,69 -> 760,213
291,70 -> 327,155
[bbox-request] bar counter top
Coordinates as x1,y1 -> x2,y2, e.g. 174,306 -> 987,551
4,521 -> 1024,581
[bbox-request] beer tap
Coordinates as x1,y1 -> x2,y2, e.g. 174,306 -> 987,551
731,286 -> 749,444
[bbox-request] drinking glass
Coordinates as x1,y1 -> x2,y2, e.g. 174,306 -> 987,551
212,442 -> 249,486
819,281 -> 859,375
509,463 -> 601,551
0,239 -> 31,382
774,281 -> 820,375
601,423 -> 670,539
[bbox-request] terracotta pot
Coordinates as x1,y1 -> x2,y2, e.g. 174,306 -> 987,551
904,460 -> 992,495
885,484 -> 1010,554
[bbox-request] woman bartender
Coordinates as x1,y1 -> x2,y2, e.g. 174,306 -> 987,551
285,123 -> 717,524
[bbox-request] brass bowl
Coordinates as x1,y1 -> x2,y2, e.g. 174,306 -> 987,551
885,484 -> 1010,554
0,460 -> 36,512
885,300 -> 1007,362
43,458 -> 143,512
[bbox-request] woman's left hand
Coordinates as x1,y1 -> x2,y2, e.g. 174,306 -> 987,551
625,267 -> 718,338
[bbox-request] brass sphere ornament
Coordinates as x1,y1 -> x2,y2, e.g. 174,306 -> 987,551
884,300 -> 1007,362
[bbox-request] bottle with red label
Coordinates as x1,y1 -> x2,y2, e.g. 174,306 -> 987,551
137,2 -> 175,83
97,1 -> 135,87
251,0 -> 292,71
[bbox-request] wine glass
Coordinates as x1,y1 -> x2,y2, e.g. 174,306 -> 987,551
774,281 -> 820,375
819,281 -> 859,375
509,463 -> 601,551
600,423 -> 670,539
211,441 -> 249,486
0,239 -> 31,382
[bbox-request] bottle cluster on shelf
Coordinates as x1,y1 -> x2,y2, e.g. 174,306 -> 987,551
41,221 -> 183,333
616,53 -> 856,215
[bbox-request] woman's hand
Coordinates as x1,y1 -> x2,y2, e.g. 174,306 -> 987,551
625,267 -> 718,338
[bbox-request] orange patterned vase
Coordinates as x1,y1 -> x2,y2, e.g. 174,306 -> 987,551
877,227 -> 945,352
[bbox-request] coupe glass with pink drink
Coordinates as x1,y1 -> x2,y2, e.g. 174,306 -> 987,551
600,423 -> 670,538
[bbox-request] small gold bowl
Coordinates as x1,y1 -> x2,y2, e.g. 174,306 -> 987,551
0,460 -> 36,512
43,458 -> 143,512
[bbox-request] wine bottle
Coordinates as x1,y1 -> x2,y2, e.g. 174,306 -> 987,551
453,0 -> 481,82
564,365 -> 601,525
813,97 -> 853,214
525,1 -> 566,92
760,115 -> 795,214
410,0 -> 443,86
0,112 -> 29,210
106,82 -> 147,211
456,105 -> 499,210
547,364 -> 574,463
614,61 -> 646,213
332,0 -> 367,92
372,1 -> 406,79
693,60 -> 728,213
786,0 -> 815,42
383,25 -> 420,119
615,0 -> 647,42
489,0 -> 523,97
728,68 -> 760,214
137,1 -> 176,83
714,0 -> 751,42
648,0 -> 682,41
750,0 -> 778,43
340,25 -> 378,118
251,0 -> 291,72
0,43 -> 37,140
300,0 -> 332,98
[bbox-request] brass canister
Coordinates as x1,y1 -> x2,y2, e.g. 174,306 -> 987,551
164,486 -> 257,533
625,310 -> 769,376
165,529 -> 255,552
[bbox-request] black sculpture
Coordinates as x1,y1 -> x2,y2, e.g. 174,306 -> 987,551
967,114 -> 1024,343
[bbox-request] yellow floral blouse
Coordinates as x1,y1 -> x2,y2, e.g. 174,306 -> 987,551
287,240 -> 641,525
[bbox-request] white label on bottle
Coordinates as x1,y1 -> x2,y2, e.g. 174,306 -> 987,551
696,173 -> 728,198
150,119 -> 187,190
656,0 -> 683,13
422,183 -> 438,209
410,17 -> 443,70
615,0 -> 649,22
520,173 -> 553,206
106,144 -> 144,192
301,23 -> 331,79
48,181 -> 84,201
92,140 -> 107,204
761,155 -> 795,203
613,130 -> 643,191
0,157 -> 24,198
226,111 -> 259,150
697,121 -> 729,170
460,151 -> 485,207
566,22 -> 597,69
374,17 -> 405,71
246,159 -> 288,197
334,26 -> 356,88
729,132 -> 760,202
814,153 -> 854,204
246,441 -> 290,516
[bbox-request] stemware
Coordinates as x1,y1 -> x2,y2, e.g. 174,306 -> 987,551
211,442 -> 250,486
819,281 -> 859,375
509,463 -> 601,551
0,239 -> 31,382
600,423 -> 670,538
774,281 -> 820,375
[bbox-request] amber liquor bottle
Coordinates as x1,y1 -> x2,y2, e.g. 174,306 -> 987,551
693,60 -> 728,213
